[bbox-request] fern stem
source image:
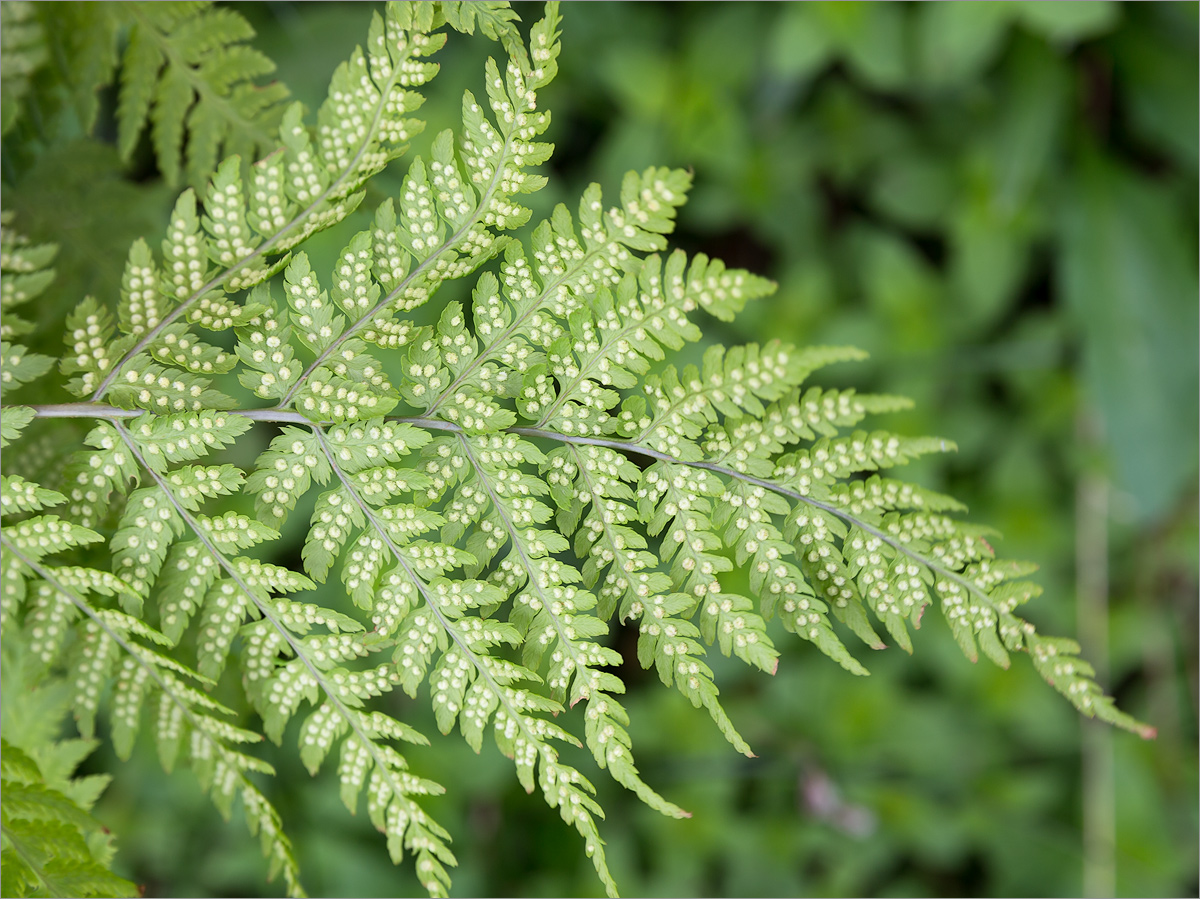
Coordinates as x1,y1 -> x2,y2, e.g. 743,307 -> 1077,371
509,426 -> 1000,614
456,434 -> 607,693
423,243 -> 608,417
24,403 -> 139,419
310,425 -> 570,764
27,403 -> 317,425
19,403 -> 997,611
107,420 -> 446,846
89,34 -> 422,404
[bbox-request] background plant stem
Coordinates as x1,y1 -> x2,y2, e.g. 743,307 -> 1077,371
1077,410 -> 1114,898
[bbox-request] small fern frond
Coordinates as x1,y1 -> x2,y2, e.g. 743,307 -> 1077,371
1,645 -> 125,893
0,742 -> 137,899
116,2 -> 289,187
0,2 -> 49,137
0,214 -> 57,394
26,1 -> 286,189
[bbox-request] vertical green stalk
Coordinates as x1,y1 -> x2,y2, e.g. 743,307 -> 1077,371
1076,411 -> 1115,898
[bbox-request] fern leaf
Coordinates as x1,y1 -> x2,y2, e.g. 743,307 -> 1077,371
297,418 -> 627,894
530,250 -> 774,434
100,415 -> 455,895
0,741 -> 138,899
0,2 -> 49,136
1,216 -> 58,406
113,2 -> 287,187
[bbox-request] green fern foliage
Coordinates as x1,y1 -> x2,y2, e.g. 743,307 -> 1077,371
1,741 -> 137,899
0,2 -> 49,137
24,1 -> 288,187
0,650 -> 136,899
0,2 -> 1155,897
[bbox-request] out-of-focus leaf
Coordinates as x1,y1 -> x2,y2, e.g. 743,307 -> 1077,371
768,3 -> 834,82
684,4 -> 762,91
599,45 -> 673,119
240,4 -> 374,114
947,36 -> 1067,332
988,35 -> 1069,213
1015,1 -> 1120,44
814,1 -> 909,90
812,83 -> 908,186
1059,154 -> 1200,523
916,2 -> 1015,87
768,3 -> 909,91
856,228 -> 944,354
870,150 -> 956,230
1112,738 -> 1200,896
5,139 -> 172,340
1111,7 -> 1200,171
948,185 -> 1034,335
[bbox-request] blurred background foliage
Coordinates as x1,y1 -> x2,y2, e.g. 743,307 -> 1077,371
2,1 -> 1196,896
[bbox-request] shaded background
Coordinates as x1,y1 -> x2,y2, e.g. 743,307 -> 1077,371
4,1 -> 1197,896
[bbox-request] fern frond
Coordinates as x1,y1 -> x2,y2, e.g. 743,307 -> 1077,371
0,740 -> 137,899
0,3 -> 1158,897
0,407 -> 36,447
527,250 -> 774,434
270,4 -> 565,418
458,435 -> 689,817
284,422 -> 621,894
1,291 -> 304,895
0,2 -> 49,137
0,215 -> 57,398
96,415 -> 458,896
415,166 -> 693,424
27,2 -> 285,189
